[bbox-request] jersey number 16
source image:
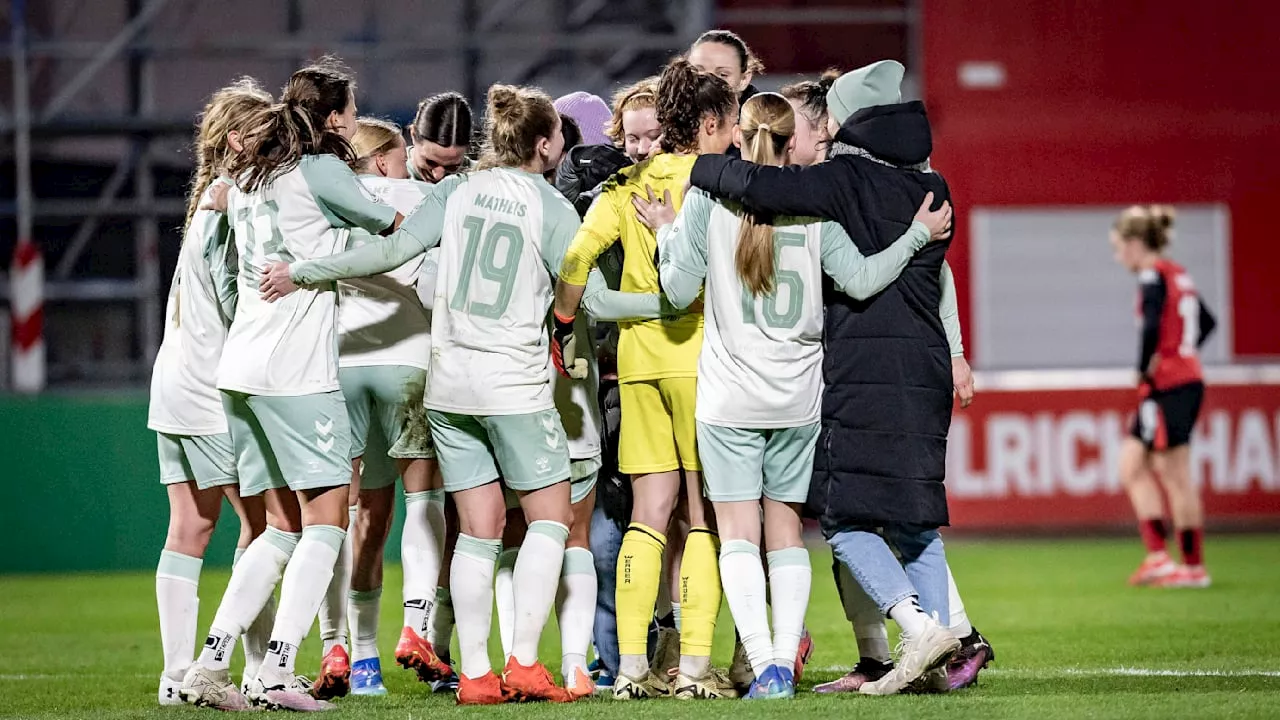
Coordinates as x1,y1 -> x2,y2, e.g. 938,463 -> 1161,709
741,231 -> 806,330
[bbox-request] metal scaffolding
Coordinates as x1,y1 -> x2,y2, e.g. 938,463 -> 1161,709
1,0 -> 919,391
1,0 -> 710,390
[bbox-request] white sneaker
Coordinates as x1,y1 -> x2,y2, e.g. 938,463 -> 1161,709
241,673 -> 264,700
612,670 -> 671,700
179,663 -> 253,711
158,672 -> 183,706
252,665 -> 334,712
860,620 -> 961,696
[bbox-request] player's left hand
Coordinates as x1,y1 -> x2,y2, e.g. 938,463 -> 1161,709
260,261 -> 299,303
633,185 -> 676,231
952,355 -> 975,408
199,182 -> 230,213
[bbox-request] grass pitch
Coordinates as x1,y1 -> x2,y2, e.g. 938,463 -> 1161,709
2,536 -> 1278,719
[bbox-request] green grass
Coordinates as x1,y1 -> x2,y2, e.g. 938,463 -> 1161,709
3,536 -> 1279,719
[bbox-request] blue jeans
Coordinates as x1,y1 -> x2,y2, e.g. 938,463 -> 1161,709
590,502 -> 624,678
828,524 -> 950,623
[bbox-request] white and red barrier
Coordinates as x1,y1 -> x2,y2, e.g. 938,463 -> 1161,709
10,240 -> 45,393
947,368 -> 1280,530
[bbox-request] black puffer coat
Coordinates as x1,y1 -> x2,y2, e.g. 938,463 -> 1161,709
689,101 -> 953,534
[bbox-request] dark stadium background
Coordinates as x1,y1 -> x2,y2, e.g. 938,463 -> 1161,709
2,0 -> 1278,574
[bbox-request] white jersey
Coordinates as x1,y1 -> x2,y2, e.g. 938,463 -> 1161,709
659,189 -> 931,428
697,206 -> 826,427
218,154 -> 399,396
337,176 -> 432,369
424,168 -> 581,415
148,180 -> 236,434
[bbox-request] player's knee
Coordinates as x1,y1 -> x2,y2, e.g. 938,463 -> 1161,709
357,497 -> 394,536
166,516 -> 216,555
631,492 -> 676,530
460,503 -> 506,540
528,499 -> 572,529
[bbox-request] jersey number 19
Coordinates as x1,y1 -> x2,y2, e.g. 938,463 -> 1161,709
451,214 -> 523,320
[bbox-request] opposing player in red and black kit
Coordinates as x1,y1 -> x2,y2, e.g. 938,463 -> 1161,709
1110,206 -> 1217,588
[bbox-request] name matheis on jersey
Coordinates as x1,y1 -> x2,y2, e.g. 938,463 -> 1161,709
946,389 -> 1280,503
474,193 -> 528,217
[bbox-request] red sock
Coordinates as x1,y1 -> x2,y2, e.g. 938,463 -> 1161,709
1138,518 -> 1168,554
1179,528 -> 1204,566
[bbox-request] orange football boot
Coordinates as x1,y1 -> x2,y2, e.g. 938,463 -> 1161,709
502,657 -> 574,703
394,626 -> 453,683
457,671 -> 516,705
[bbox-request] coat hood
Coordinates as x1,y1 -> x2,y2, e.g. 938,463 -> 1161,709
833,100 -> 933,168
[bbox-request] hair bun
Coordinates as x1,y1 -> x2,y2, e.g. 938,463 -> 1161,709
1150,204 -> 1176,230
818,68 -> 841,92
488,85 -> 521,114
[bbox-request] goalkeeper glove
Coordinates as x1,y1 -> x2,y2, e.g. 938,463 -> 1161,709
551,312 -> 588,379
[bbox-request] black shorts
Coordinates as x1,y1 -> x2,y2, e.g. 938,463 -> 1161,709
1130,381 -> 1205,451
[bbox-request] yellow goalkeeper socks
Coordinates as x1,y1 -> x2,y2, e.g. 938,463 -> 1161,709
616,523 -> 665,657
679,527 -> 722,668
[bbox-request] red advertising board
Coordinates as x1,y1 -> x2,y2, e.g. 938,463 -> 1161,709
947,370 -> 1280,530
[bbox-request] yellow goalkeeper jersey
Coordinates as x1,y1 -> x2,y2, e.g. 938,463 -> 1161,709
560,152 -> 702,382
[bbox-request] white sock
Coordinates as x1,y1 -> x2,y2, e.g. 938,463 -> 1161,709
766,547 -> 811,670
402,490 -> 445,634
719,540 -> 771,678
428,586 -> 454,658
495,547 -> 519,659
264,525 -> 345,675
947,565 -> 973,639
319,507 -> 356,655
349,588 -> 382,663
671,602 -> 682,632
232,547 -> 277,683
620,654 -> 649,680
243,592 -> 276,683
836,560 -> 890,662
452,534 -> 502,679
888,596 -> 929,638
511,520 -> 568,666
679,654 -> 711,678
199,528 -> 299,671
157,550 -> 202,679
556,547 -> 596,687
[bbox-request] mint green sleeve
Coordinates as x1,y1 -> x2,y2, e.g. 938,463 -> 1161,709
205,214 -> 239,325
301,154 -> 399,234
290,176 -> 460,284
819,220 -> 929,300
582,268 -> 683,322
539,191 -> 584,278
657,189 -> 712,310
417,247 -> 440,310
940,260 -> 964,357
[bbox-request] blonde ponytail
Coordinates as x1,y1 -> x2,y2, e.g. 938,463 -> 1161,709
184,78 -> 272,231
735,93 -> 796,296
